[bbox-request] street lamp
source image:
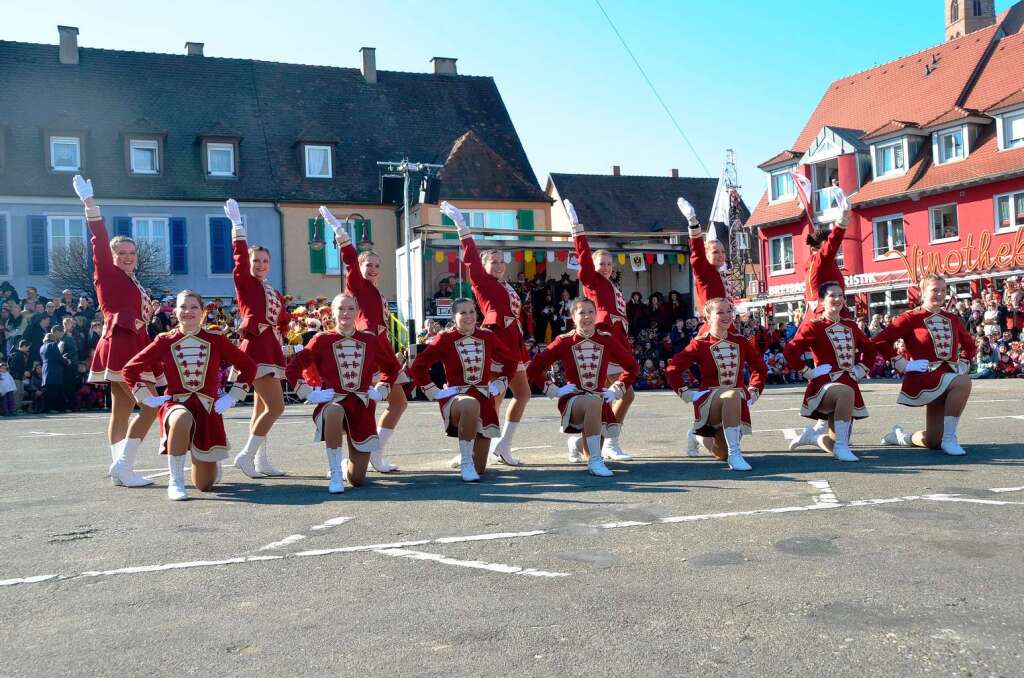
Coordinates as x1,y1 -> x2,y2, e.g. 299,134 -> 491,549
308,214 -> 326,251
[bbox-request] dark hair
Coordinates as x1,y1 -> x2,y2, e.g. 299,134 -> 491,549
451,297 -> 475,315
818,282 -> 843,300
806,229 -> 830,249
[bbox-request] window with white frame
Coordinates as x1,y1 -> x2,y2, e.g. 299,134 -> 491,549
930,204 -> 959,241
132,217 -> 169,270
130,139 -> 159,174
769,169 -> 795,201
995,190 -> 1024,232
304,145 -> 332,178
875,140 -> 905,177
48,215 -> 86,253
936,128 -> 965,164
769,235 -> 794,274
49,136 -> 81,172
461,210 -> 517,240
324,220 -> 357,275
873,215 -> 906,257
1002,111 -> 1024,150
207,142 -> 235,176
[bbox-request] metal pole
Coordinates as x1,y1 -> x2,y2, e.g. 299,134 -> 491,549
403,163 -> 414,339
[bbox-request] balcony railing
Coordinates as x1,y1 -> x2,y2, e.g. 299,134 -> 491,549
816,187 -> 842,213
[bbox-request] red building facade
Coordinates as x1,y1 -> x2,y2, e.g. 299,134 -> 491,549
748,3 -> 1024,322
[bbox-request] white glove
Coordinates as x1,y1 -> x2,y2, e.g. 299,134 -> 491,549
676,197 -> 698,225
905,359 -> 930,373
142,394 -> 170,408
747,390 -> 760,407
813,363 -> 833,378
853,364 -> 868,381
367,386 -> 383,401
223,198 -> 242,225
557,383 -> 578,397
318,206 -> 349,241
601,388 -> 620,404
563,199 -> 580,226
214,393 -> 237,414
440,201 -> 470,236
487,380 -> 506,397
679,388 -> 708,403
305,388 -> 335,404
72,175 -> 94,201
434,386 -> 460,400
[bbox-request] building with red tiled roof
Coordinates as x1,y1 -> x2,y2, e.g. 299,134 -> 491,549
748,2 -> 1024,321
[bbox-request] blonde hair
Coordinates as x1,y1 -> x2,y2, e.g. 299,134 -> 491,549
357,250 -> 381,265
592,249 -> 612,263
331,292 -> 359,314
703,297 -> 732,318
919,274 -> 946,291
480,249 -> 502,265
109,235 -> 136,253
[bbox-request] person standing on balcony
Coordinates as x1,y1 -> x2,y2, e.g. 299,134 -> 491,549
565,199 -> 635,463
441,201 -> 531,467
320,206 -> 409,474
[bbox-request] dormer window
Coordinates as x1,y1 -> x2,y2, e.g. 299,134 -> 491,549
874,140 -> 905,178
1000,110 -> 1024,150
304,144 -> 333,179
49,136 -> 81,172
129,138 -> 160,175
769,167 -> 795,202
207,143 -> 235,176
936,127 -> 965,164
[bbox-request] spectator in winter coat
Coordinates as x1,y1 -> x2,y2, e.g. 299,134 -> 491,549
40,329 -> 69,412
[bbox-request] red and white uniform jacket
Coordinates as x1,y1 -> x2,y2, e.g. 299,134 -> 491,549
88,216 -> 152,338
341,240 -> 390,338
460,234 -> 529,367
804,224 -> 846,305
689,234 -> 731,316
871,307 -> 977,406
574,233 -> 629,342
124,328 -> 256,411
232,227 -> 288,343
410,326 -> 519,400
285,328 -> 401,406
526,328 -> 639,394
783,316 -> 874,419
665,331 -> 767,435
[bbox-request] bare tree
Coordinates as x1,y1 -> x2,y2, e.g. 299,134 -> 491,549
48,240 -> 174,302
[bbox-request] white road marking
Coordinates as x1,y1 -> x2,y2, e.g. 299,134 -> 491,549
808,479 -> 840,505
991,486 -> 1024,493
510,445 -> 554,451
309,516 -> 353,531
922,495 -> 1024,506
372,548 -> 570,577
258,534 -> 306,551
976,415 -> 1024,421
435,530 -> 547,544
19,431 -> 104,438
0,574 -> 58,586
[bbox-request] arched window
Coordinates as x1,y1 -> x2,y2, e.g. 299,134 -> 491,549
951,0 -> 960,22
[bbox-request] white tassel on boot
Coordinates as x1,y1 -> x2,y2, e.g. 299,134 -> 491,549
109,438 -> 154,487
255,437 -> 286,476
490,420 -> 523,466
233,434 -> 265,479
831,420 -> 859,462
370,428 -> 398,473
586,435 -> 613,477
326,447 -> 345,494
724,426 -> 751,471
166,454 -> 188,501
459,440 -> 480,483
941,416 -> 967,456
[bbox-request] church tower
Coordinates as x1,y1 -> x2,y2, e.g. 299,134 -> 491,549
946,0 -> 997,41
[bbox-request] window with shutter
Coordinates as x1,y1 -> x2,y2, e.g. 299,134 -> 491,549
28,216 -> 48,275
309,218 -> 326,274
0,214 -> 9,276
170,217 -> 188,274
208,217 -> 232,274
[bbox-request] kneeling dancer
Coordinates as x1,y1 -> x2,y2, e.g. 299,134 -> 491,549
284,293 -> 401,493
123,291 -> 257,500
410,299 -> 518,482
665,298 -> 767,471
871,275 -> 976,455
782,283 -> 874,461
526,298 -> 638,477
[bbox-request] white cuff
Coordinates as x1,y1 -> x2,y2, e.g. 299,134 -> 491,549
85,206 -> 102,220
373,382 -> 391,401
294,382 -> 313,401
227,384 -> 249,402
231,224 -> 247,241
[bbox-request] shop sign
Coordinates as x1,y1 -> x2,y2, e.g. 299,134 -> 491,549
895,229 -> 1024,284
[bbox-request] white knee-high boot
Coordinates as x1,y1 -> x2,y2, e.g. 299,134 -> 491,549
166,454 -> 188,501
941,416 -> 966,455
233,434 -> 265,478
326,447 -> 344,493
459,440 -> 480,483
724,426 -> 751,471
831,420 -> 858,462
254,437 -> 285,476
110,438 -> 154,487
586,435 -> 613,476
371,428 -> 398,473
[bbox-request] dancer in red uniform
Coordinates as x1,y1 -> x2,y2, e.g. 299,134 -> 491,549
665,298 -> 768,471
526,298 -> 639,477
784,190 -> 852,450
72,175 -> 159,488
872,275 -> 976,455
123,291 -> 257,500
284,293 -> 402,493
221,199 -> 289,479
564,199 -> 634,462
320,206 -> 407,474
409,299 -> 518,482
441,201 -> 530,466
782,283 -> 874,461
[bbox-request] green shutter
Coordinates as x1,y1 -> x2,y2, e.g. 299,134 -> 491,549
309,218 -> 326,274
517,209 -> 534,242
441,212 -> 456,240
355,219 -> 372,244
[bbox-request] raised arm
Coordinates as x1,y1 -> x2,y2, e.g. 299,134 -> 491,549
564,199 -> 601,288
320,206 -> 368,292
73,175 -> 115,276
226,199 -> 252,281
444,201 -> 490,293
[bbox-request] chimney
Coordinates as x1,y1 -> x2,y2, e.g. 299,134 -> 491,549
57,25 -> 79,65
670,168 -> 679,178
185,42 -> 204,56
611,165 -> 621,176
360,47 -> 377,83
431,57 -> 458,75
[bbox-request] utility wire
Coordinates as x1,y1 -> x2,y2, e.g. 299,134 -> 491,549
594,0 -> 713,177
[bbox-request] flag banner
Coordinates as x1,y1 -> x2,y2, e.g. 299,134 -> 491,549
630,253 -> 646,272
788,169 -> 815,227
567,252 -> 581,271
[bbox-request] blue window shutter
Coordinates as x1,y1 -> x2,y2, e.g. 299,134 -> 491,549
28,216 -> 48,275
170,217 -> 188,274
113,217 -> 133,238
0,214 -> 8,276
209,217 -> 232,274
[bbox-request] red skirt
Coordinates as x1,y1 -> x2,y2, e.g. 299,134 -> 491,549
312,395 -> 379,452
483,321 -> 530,371
691,387 -> 752,437
239,328 -> 285,379
898,364 -> 959,407
439,387 -> 499,438
801,373 -> 868,420
558,391 -> 620,438
158,395 -> 228,463
89,324 -> 153,383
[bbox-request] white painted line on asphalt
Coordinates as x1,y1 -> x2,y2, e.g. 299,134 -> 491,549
808,479 -> 840,505
991,486 -> 1024,493
510,445 -> 554,451
293,539 -> 432,557
258,534 -> 306,551
0,574 -> 58,586
922,495 -> 1024,506
18,431 -> 104,438
976,415 -> 1024,421
309,516 -> 354,531
372,547 -> 570,578
435,530 -> 547,544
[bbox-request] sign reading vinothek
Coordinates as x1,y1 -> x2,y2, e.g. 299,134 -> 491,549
894,228 -> 1024,285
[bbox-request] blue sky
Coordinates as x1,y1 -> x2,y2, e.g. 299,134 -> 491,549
3,0 -> 1016,206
